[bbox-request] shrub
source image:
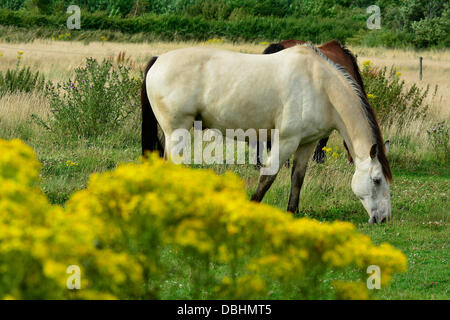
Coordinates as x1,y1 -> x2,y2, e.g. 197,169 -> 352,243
0,139 -> 407,299
35,58 -> 141,138
411,16 -> 450,48
0,8 -> 364,44
0,52 -> 47,98
0,139 -> 147,299
361,60 -> 432,125
66,153 -> 407,299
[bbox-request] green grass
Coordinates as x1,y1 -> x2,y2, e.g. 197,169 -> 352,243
1,122 -> 447,299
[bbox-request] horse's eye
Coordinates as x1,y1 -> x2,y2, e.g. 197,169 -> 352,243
373,178 -> 381,185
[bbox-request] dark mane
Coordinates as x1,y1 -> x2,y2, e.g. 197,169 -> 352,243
306,42 -> 392,181
338,43 -> 392,181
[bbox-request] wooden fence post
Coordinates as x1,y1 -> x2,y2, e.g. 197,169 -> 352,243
419,57 -> 423,80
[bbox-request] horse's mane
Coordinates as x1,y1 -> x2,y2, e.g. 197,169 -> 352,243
303,42 -> 392,181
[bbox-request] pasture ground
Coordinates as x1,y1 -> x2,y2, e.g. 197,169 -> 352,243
0,40 -> 448,299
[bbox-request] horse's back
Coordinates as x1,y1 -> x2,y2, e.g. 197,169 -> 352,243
146,46 -> 330,133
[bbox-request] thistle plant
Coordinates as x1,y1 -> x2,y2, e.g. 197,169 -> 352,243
427,122 -> 449,161
35,58 -> 141,138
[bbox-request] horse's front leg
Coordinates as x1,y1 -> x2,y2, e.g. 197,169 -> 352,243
287,142 -> 316,213
251,136 -> 299,202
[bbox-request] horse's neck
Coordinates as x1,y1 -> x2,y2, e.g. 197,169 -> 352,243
327,79 -> 375,161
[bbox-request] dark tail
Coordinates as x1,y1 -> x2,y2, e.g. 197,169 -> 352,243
312,137 -> 329,164
141,56 -> 164,157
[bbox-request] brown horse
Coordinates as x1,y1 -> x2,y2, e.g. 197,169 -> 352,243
262,39 -> 363,165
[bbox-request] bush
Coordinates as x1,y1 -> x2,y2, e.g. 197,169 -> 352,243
67,153 -> 408,299
0,139 -> 146,299
0,52 -> 47,98
1,0 -> 27,10
411,16 -> 450,48
0,139 -> 407,299
0,8 -> 364,44
361,60 -> 432,125
35,58 -> 141,138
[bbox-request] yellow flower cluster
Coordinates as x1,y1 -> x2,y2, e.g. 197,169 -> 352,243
333,280 -> 369,300
207,38 -> 223,43
322,146 -> 339,159
362,59 -> 372,71
0,139 -> 407,299
0,139 -> 145,299
68,153 -> 406,299
65,160 -> 78,167
51,33 -> 71,41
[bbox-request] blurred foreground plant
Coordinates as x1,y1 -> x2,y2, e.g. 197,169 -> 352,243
0,139 -> 407,299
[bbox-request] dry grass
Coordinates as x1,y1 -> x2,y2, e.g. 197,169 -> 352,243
0,40 -> 263,82
351,46 -> 450,118
0,91 -> 49,122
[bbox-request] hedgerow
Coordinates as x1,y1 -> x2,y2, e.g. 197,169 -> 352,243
0,139 -> 407,299
0,8 -> 364,43
1,1 -> 448,47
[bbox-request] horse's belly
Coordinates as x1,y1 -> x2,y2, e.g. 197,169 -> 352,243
200,98 -> 279,132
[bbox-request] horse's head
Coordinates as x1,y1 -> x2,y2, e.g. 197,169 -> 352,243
351,141 -> 391,224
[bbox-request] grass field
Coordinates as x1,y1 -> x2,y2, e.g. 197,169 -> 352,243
0,40 -> 448,299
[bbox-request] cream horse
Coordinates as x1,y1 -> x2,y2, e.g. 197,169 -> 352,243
141,43 -> 393,224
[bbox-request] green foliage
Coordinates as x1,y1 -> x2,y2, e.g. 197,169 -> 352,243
1,0 -> 27,10
411,16 -> 450,48
0,9 -> 363,43
361,61 -> 431,124
0,53 -> 47,97
31,0 -> 54,14
35,58 -> 141,138
0,1 -> 449,48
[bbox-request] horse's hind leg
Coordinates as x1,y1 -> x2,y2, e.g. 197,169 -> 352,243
256,140 -> 265,168
287,142 -> 315,213
160,116 -> 195,163
251,136 -> 300,202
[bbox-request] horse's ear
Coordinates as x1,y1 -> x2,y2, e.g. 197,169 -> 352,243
370,144 -> 377,159
384,140 -> 390,155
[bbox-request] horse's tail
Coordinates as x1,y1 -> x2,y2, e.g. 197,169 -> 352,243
141,56 -> 164,157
